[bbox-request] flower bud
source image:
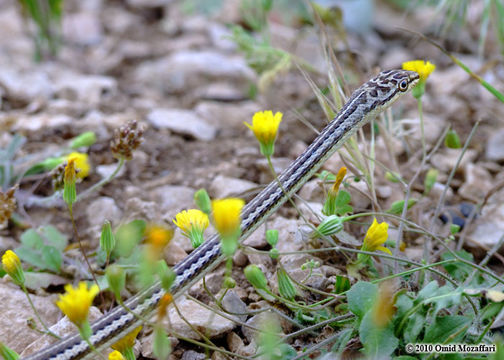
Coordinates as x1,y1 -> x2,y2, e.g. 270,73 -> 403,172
70,132 -> 97,149
424,168 -> 438,195
277,267 -> 297,301
100,220 -> 116,258
386,199 -> 417,215
223,276 -> 236,289
269,248 -> 279,259
194,189 -> 212,215
106,265 -> 125,298
445,129 -> 461,149
2,250 -> 25,286
312,215 -> 343,238
266,229 -> 278,247
244,264 -> 268,290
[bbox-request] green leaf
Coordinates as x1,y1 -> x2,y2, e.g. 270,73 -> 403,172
20,229 -> 43,248
424,285 -> 461,316
415,280 -> 439,304
403,312 -> 425,344
153,326 -> 171,360
15,246 -> 47,270
386,199 -> 418,215
394,293 -> 413,319
41,245 -> 62,272
441,250 -> 474,282
114,220 -> 146,258
40,225 -> 67,251
334,190 -> 353,216
480,302 -> 504,322
347,281 -> 378,319
330,328 -> 353,354
423,315 -> 471,343
360,310 -> 399,357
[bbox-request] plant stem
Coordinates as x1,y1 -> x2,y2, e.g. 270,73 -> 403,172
21,284 -> 61,339
76,158 -> 125,202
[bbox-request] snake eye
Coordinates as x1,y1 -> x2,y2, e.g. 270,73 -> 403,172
398,79 -> 408,92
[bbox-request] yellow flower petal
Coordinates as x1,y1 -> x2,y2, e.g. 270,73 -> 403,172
362,218 -> 390,253
111,326 -> 142,352
173,209 -> 209,235
402,60 -> 436,81
145,224 -> 174,251
66,152 -> 91,179
108,350 -> 125,360
376,246 -> 392,255
244,111 -> 283,156
212,198 -> 245,239
1,250 -> 20,275
56,282 -> 99,327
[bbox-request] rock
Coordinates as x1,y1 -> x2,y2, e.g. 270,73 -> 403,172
123,198 -> 160,223
208,23 -> 236,51
141,333 -> 179,359
63,12 -> 103,46
134,51 -> 255,94
96,163 -> 126,180
233,250 -> 248,267
53,73 -> 117,105
227,331 -> 256,356
194,82 -> 247,102
348,180 -> 372,210
299,179 -> 324,202
486,129 -> 504,161
222,290 -> 248,322
242,223 -> 267,248
209,175 -> 257,199
181,350 -> 206,360
297,201 -> 324,224
271,217 -> 304,253
13,114 -> 73,132
468,203 -> 504,251
0,68 -> 52,101
163,241 -> 188,266
194,101 -> 261,132
149,185 -> 195,217
163,296 -> 237,340
171,231 -> 194,253
86,197 -> 122,235
21,306 -> 103,357
280,254 -> 327,290
459,163 -> 493,202
0,281 -> 60,354
430,149 -> 478,173
127,0 -> 168,7
147,108 -> 217,141
241,311 -> 281,344
256,157 -> 292,184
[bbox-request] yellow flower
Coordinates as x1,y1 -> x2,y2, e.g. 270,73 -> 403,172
173,209 -> 209,248
212,198 -> 245,256
145,224 -> 174,252
157,292 -> 174,320
402,60 -> 436,82
108,350 -> 125,360
2,250 -> 24,286
66,152 -> 91,179
244,111 -> 283,157
56,282 -> 99,327
212,198 -> 244,239
361,218 -> 390,255
111,326 -> 142,353
331,167 -> 347,194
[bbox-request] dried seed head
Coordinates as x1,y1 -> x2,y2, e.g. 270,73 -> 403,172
110,120 -> 144,160
51,163 -> 66,191
0,186 -> 17,228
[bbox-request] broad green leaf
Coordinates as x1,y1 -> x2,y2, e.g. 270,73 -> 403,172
15,246 -> 47,270
20,229 -> 43,248
41,245 -> 62,272
424,285 -> 461,316
441,250 -> 475,282
347,281 -> 378,319
40,225 -> 67,251
423,315 -> 471,343
415,280 -> 439,304
360,310 -> 399,358
403,312 -> 425,344
24,272 -> 67,290
394,293 -> 413,319
386,199 -> 418,215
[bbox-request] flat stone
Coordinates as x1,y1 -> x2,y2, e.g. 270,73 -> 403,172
242,223 -> 267,248
430,149 -> 478,173
163,241 -> 188,266
53,73 -> 117,104
163,297 -> 237,340
459,163 -> 493,202
147,108 -> 217,141
21,306 -> 103,357
468,203 -> 504,251
0,281 -> 60,354
149,185 -> 195,217
221,290 -> 248,322
486,129 -> 504,161
13,114 -> 73,132
63,11 -> 103,46
271,217 -> 304,253
209,175 -> 257,199
86,197 -> 122,233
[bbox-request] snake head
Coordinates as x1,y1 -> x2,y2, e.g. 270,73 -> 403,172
379,69 -> 420,93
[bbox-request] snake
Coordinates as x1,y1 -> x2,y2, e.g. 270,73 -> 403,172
23,69 -> 419,360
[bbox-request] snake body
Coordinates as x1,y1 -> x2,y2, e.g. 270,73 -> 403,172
24,69 -> 419,360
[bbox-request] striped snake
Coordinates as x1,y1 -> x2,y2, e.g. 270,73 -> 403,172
24,69 -> 419,360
